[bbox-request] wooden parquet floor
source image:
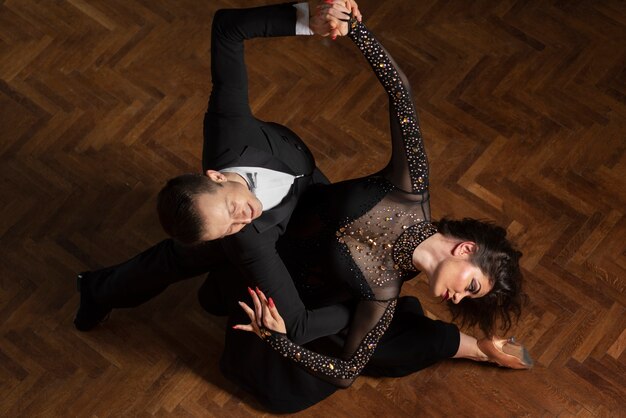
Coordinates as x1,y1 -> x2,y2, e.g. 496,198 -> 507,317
1,0 -> 625,416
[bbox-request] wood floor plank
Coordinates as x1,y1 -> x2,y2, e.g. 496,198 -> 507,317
1,0 -> 625,416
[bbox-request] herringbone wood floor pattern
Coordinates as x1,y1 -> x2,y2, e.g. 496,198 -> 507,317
1,0 -> 625,416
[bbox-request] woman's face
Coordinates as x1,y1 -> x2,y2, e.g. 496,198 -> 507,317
429,251 -> 493,303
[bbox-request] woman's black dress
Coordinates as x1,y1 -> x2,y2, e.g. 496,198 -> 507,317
270,20 -> 461,387
220,18 -> 461,413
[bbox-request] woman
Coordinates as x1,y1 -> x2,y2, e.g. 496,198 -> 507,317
237,0 -> 531,396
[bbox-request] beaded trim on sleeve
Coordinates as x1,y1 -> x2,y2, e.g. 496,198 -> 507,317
261,299 -> 397,380
392,221 -> 438,271
348,20 -> 429,194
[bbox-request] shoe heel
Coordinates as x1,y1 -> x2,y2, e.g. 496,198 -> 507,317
502,340 -> 534,368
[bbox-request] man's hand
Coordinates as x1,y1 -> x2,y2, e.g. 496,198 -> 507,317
310,0 -> 362,39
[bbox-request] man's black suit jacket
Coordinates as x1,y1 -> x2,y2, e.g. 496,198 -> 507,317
204,3 -> 349,344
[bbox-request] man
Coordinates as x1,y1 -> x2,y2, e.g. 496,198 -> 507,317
74,1 -> 360,343
74,2 -> 363,411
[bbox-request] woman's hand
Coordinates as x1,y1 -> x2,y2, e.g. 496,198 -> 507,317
233,287 -> 286,337
346,0 -> 362,22
310,0 -> 362,39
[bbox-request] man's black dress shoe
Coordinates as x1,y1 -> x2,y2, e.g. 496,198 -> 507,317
74,272 -> 112,331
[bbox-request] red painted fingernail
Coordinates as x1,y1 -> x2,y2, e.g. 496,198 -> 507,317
255,286 -> 261,294
268,297 -> 275,308
324,0 -> 332,4
247,287 -> 253,294
332,35 -> 337,40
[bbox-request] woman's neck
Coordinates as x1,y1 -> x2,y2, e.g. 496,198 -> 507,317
412,233 -> 457,275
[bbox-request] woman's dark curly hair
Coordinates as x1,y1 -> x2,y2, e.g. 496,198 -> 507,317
434,218 -> 526,336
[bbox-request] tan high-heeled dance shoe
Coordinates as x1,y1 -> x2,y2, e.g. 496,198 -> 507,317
477,336 -> 534,369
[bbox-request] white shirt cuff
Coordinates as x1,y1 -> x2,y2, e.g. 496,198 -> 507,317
293,3 -> 314,35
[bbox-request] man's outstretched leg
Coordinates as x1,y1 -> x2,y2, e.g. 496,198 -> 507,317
75,238 -> 226,330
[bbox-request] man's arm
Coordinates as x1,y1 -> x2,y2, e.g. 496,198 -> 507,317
208,0 -> 362,118
222,226 -> 351,345
208,3 -> 302,119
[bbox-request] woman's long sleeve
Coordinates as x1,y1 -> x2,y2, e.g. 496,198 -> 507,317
262,299 -> 396,387
350,20 -> 429,194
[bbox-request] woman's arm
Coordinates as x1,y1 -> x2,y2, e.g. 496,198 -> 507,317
237,289 -> 397,388
348,19 -> 430,194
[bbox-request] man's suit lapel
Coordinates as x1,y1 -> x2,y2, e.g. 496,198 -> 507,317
252,175 -> 310,234
251,198 -> 294,233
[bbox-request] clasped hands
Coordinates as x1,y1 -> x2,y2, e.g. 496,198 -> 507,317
310,0 -> 363,39
234,286 -> 287,337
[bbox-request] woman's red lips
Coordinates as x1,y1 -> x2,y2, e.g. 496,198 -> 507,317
442,291 -> 449,301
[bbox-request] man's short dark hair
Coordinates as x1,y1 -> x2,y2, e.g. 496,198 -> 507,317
157,173 -> 223,245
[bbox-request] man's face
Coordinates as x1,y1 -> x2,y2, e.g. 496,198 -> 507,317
195,179 -> 263,241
